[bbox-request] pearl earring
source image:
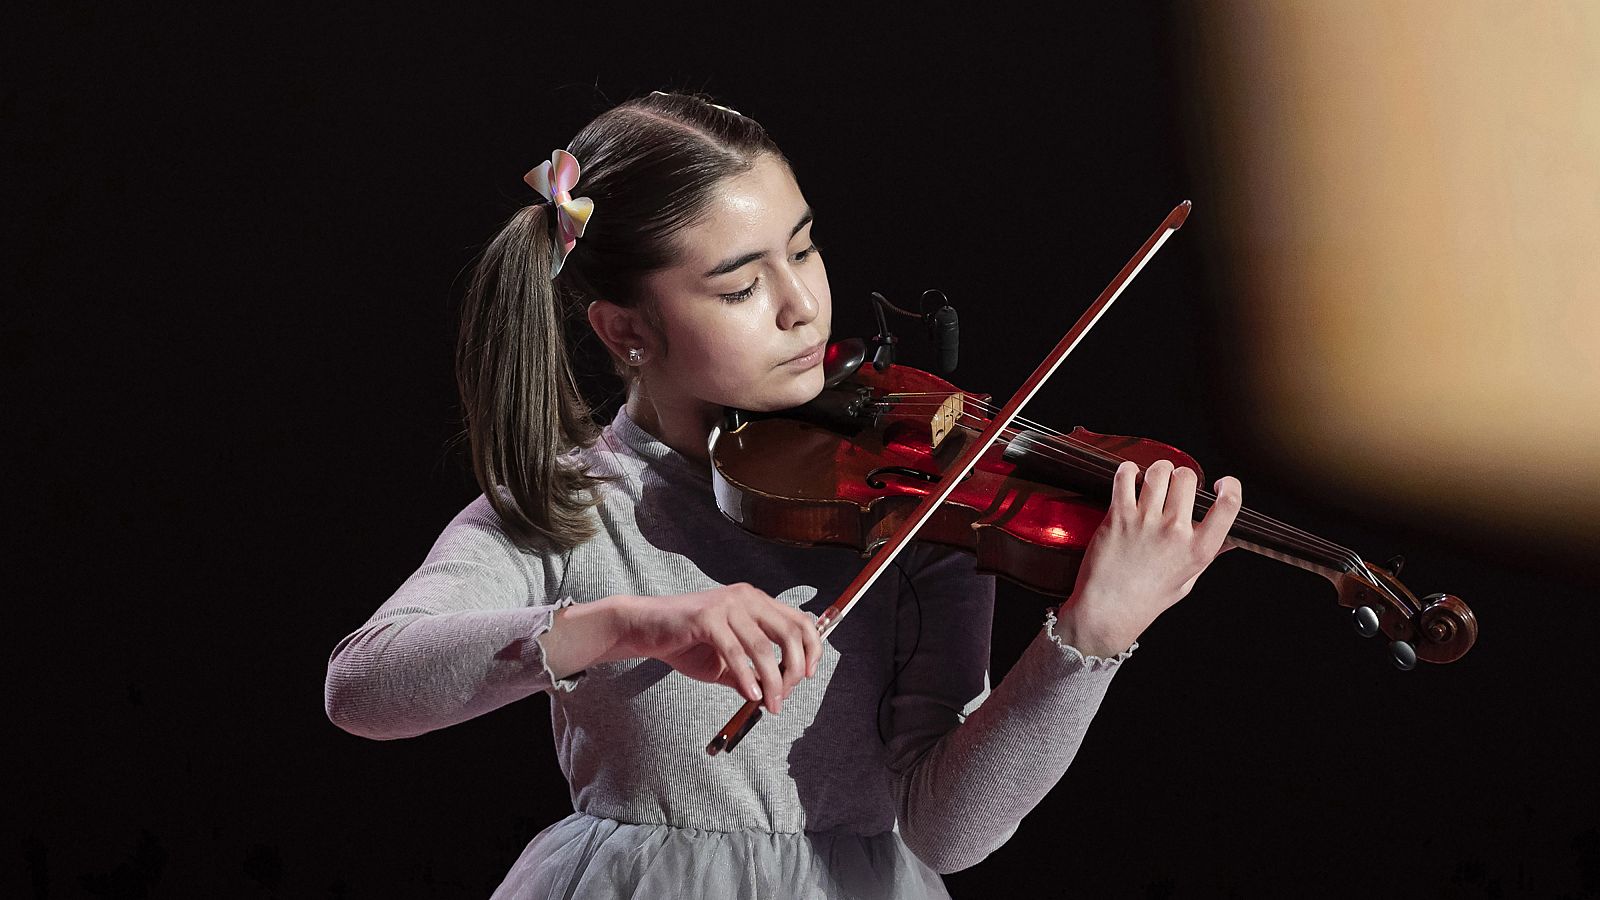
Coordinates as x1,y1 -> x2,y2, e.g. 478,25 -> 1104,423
627,348 -> 643,364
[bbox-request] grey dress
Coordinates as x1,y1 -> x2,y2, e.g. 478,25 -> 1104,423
324,407 -> 1133,899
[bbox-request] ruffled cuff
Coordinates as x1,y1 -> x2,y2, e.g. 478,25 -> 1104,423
529,596 -> 586,693
1042,608 -> 1138,670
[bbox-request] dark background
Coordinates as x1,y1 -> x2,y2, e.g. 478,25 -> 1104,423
9,3 -> 1595,897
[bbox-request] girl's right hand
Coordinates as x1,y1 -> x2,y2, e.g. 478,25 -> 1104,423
613,584 -> 822,715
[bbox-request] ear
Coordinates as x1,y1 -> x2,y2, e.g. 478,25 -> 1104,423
586,300 -> 655,363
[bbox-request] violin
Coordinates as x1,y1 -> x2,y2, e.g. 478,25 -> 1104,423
704,203 -> 1478,755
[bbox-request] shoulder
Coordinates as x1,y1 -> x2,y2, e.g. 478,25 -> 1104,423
569,432 -> 641,485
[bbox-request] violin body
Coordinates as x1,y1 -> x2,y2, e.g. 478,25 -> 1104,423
712,362 -> 1199,597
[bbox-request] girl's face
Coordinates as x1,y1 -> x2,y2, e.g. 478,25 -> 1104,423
633,154 -> 832,418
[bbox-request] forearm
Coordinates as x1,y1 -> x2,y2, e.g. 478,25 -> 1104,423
893,613 -> 1128,873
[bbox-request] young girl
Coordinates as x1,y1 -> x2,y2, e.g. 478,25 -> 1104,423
324,91 -> 1241,899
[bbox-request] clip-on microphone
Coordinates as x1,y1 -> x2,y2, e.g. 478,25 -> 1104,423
864,290 -> 959,374
919,289 -> 959,374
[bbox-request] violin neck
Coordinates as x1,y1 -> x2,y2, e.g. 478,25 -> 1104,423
1192,492 -> 1356,581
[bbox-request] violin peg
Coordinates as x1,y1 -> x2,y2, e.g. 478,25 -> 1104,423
1352,606 -> 1381,638
1388,640 -> 1417,671
1385,555 -> 1406,576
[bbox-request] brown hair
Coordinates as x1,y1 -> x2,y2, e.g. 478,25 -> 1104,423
455,92 -> 788,551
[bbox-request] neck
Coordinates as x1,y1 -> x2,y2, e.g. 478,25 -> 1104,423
625,386 -> 722,467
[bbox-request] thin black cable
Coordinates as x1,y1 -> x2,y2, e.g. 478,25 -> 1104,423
875,558 -> 924,746
917,289 -> 950,318
870,290 -> 923,320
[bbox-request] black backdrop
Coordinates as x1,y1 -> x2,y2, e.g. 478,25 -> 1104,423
9,4 -> 1596,898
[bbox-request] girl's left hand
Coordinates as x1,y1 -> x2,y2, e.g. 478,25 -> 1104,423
1053,459 -> 1242,658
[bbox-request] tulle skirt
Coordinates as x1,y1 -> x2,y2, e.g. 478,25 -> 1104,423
491,812 -> 952,900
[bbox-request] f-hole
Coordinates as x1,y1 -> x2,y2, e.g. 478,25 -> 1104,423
865,466 -> 941,490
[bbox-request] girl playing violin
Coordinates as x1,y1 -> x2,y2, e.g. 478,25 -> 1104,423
324,91 -> 1242,899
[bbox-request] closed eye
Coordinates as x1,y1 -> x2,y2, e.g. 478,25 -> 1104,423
719,282 -> 758,304
719,243 -> 820,304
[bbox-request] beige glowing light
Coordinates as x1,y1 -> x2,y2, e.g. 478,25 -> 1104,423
1186,1 -> 1600,554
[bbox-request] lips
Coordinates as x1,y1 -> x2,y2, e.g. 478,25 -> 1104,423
781,341 -> 826,366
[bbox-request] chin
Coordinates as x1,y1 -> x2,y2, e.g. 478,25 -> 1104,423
741,367 -> 827,412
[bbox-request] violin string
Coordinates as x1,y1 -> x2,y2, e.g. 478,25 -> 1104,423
980,411 -> 1360,570
990,413 -> 1364,568
870,390 -> 1417,617
901,398 -> 1358,572
881,391 -> 1354,555
878,390 -> 1365,568
951,413 -> 1363,574
878,392 -> 1364,573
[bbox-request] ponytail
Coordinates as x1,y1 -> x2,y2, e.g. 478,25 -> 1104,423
456,203 -> 610,552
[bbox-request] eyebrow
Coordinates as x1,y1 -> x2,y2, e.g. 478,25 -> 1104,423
702,208 -> 815,279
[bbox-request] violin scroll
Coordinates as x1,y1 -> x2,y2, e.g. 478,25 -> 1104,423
1338,561 -> 1477,668
1414,593 -> 1477,664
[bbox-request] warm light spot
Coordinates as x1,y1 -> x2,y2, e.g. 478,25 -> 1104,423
1186,0 -> 1600,557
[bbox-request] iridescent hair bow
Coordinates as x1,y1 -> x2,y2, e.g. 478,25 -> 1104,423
524,149 -> 594,278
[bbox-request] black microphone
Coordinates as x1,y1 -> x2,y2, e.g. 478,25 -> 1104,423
922,291 -> 959,374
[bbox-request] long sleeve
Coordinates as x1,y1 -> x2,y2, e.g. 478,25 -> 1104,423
885,544 -> 1133,874
323,507 -> 583,741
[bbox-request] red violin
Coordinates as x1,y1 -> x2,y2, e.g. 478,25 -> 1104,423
704,202 -> 1477,755
711,354 -> 1477,658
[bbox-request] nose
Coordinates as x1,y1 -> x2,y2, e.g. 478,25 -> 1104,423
775,267 -> 820,331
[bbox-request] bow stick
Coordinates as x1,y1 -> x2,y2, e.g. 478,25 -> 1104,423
706,201 -> 1193,755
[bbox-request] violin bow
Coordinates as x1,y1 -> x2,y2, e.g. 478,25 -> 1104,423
706,201 -> 1193,755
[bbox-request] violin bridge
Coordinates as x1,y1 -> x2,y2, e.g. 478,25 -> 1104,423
930,393 -> 963,449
